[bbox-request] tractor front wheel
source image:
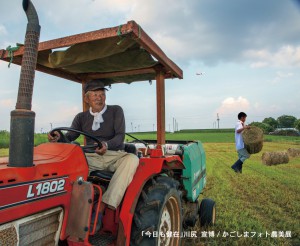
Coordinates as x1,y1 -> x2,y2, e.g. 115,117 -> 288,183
199,198 -> 216,226
130,176 -> 182,246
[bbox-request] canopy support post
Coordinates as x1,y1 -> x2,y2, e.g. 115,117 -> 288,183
156,70 -> 166,147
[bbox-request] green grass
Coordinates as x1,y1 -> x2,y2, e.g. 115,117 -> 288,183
185,142 -> 300,246
129,131 -> 300,144
0,130 -> 10,148
126,131 -> 233,143
1,130 -> 299,149
0,131 -> 49,149
0,132 -> 85,150
130,131 -> 300,245
1,130 -> 299,245
34,133 -> 48,145
264,135 -> 300,144
0,148 -> 8,157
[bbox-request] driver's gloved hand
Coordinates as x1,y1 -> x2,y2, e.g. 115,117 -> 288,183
48,131 -> 60,142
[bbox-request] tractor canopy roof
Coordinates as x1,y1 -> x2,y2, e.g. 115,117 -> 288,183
0,20 -> 182,85
1,20 -> 182,145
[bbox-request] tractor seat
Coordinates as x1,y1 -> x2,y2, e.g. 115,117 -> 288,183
88,143 -> 137,181
89,170 -> 114,180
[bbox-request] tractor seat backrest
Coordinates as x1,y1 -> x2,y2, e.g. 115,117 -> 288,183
124,143 -> 137,155
88,143 -> 138,181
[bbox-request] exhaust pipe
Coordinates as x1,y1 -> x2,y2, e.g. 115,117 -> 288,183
8,0 -> 40,167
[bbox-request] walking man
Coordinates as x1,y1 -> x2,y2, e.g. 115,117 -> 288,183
231,112 -> 250,173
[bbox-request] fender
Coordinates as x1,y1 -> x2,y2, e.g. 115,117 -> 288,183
117,154 -> 184,245
0,143 -> 89,232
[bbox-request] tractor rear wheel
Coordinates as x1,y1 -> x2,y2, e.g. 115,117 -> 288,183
130,176 -> 182,246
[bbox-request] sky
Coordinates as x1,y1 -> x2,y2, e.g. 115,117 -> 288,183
1,0 -> 300,133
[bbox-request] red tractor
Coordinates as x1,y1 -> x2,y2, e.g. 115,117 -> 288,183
0,1 -> 216,245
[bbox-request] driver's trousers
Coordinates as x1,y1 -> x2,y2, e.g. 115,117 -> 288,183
85,150 -> 139,209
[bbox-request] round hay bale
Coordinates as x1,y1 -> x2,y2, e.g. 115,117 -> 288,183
242,126 -> 264,154
287,148 -> 300,158
261,151 -> 289,166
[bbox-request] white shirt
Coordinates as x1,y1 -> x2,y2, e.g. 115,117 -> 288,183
235,120 -> 244,150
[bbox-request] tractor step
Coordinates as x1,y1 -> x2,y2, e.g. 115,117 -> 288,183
89,233 -> 116,245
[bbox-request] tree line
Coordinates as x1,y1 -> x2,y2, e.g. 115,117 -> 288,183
249,115 -> 300,135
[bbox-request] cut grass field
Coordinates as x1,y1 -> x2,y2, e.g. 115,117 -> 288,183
187,141 -> 300,246
0,131 -> 299,245
129,131 -> 300,245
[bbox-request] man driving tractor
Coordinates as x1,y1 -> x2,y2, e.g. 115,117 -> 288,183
48,80 -> 139,227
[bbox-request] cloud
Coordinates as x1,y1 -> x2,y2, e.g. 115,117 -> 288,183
1,1 -> 300,131
269,71 -> 294,84
119,0 -> 300,66
245,45 -> 300,68
34,104 -> 81,132
216,97 -> 250,115
3,0 -> 300,66
0,99 -> 14,108
0,25 -> 7,36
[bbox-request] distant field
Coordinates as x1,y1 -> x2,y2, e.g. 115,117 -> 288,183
128,130 -> 300,144
0,130 -> 299,245
1,130 -> 300,150
126,131 -> 234,143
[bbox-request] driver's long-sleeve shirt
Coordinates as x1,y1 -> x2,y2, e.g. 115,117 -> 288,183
66,105 -> 125,151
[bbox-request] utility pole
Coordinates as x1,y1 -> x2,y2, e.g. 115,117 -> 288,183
131,122 -> 133,133
50,123 -> 52,130
173,117 -> 175,132
217,113 -> 220,129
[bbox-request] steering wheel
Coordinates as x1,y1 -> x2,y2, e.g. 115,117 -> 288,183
50,127 -> 102,152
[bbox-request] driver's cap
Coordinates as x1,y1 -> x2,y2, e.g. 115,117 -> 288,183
84,80 -> 108,93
